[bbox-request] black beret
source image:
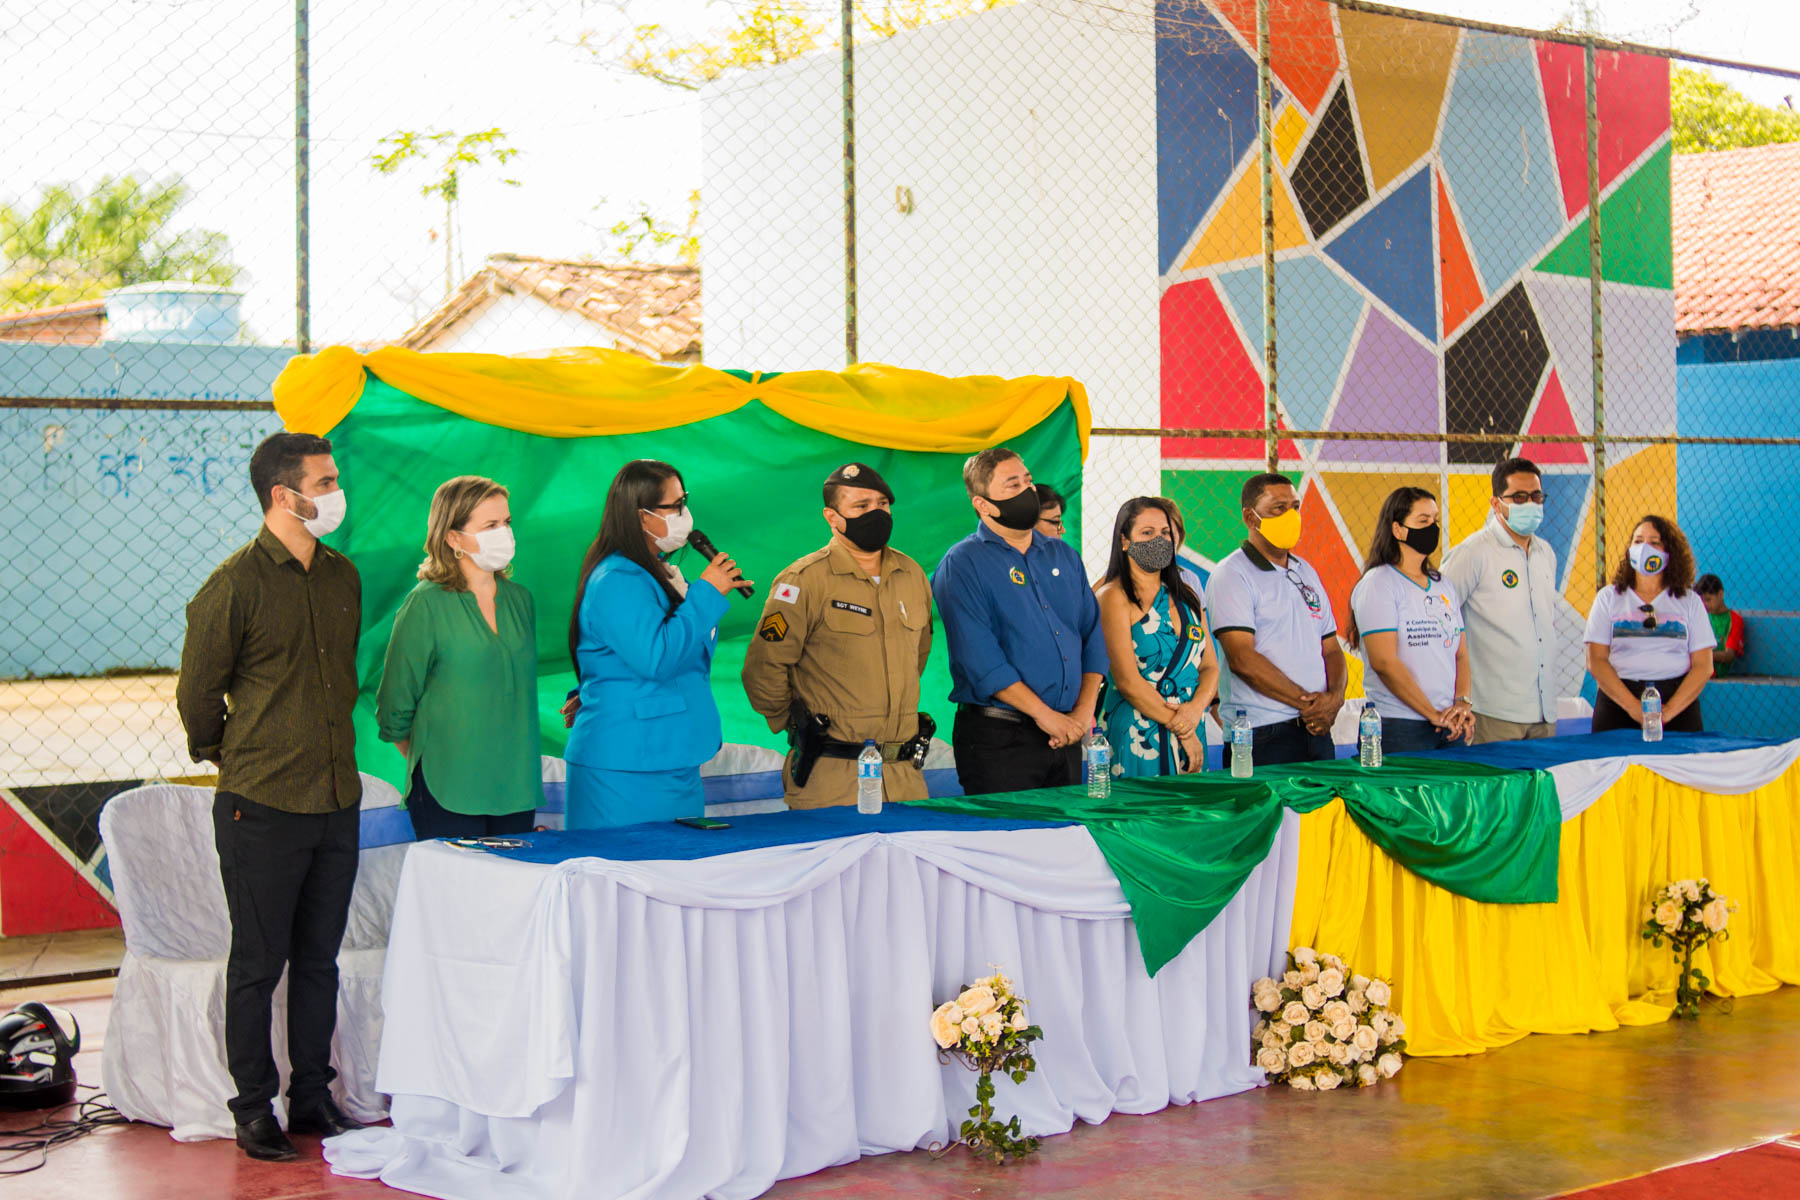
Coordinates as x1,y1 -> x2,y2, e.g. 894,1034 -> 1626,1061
823,462 -> 895,504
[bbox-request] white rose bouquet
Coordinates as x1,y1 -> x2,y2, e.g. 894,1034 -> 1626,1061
1250,947 -> 1406,1090
929,968 -> 1043,1163
1641,878 -> 1737,1019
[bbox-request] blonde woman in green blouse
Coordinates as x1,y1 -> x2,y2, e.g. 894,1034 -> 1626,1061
377,475 -> 544,839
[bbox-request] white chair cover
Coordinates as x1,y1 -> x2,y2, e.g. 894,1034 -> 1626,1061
99,783 -> 395,1140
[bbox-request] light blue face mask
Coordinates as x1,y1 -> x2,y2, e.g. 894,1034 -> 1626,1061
1504,501 -> 1543,536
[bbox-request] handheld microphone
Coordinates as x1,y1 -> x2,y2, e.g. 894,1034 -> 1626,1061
687,527 -> 755,597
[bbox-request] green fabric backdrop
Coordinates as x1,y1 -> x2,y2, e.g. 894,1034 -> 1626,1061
323,374 -> 1087,791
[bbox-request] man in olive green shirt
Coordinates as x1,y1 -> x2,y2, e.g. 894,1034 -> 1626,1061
176,431 -> 364,1161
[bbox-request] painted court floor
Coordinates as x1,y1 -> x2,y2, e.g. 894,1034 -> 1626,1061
4,979 -> 1799,1200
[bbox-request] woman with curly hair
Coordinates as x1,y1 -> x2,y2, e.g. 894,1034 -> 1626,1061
1582,514 -> 1715,733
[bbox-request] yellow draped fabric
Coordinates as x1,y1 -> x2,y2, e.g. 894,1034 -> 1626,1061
1290,762 -> 1800,1057
271,345 -> 1091,457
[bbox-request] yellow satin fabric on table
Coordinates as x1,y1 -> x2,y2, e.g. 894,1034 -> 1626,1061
1290,762 -> 1800,1057
272,344 -> 1091,457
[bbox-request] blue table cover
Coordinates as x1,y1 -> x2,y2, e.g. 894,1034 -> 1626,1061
469,803 -> 1067,865
1404,729 -> 1782,772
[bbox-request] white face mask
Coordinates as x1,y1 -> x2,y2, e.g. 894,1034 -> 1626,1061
644,506 -> 692,555
285,486 -> 346,538
462,526 -> 515,573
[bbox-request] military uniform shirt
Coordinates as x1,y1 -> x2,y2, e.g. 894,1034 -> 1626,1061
742,539 -> 934,808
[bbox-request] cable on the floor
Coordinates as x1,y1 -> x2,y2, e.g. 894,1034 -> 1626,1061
0,1085 -> 131,1177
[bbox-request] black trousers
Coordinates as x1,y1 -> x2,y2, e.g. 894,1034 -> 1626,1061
1591,675 -> 1703,733
1253,718 -> 1337,765
953,706 -> 1082,796
212,791 -> 360,1124
1382,717 -> 1457,754
405,762 -> 537,841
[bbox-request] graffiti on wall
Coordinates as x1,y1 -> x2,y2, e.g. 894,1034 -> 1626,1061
1154,0 -> 1674,701
2,408 -> 281,678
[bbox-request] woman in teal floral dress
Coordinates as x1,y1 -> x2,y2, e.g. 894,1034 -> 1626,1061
1096,497 -> 1219,776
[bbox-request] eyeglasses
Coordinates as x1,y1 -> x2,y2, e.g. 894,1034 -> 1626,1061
1639,604 -> 1657,630
1284,565 -> 1322,610
647,494 -> 690,513
1039,518 -> 1065,532
1501,491 -> 1547,505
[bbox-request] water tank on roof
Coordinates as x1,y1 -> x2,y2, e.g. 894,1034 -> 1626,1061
103,283 -> 243,344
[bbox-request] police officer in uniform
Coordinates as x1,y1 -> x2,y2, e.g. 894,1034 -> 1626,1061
742,463 -> 936,808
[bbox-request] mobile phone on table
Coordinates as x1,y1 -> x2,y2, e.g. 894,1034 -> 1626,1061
675,816 -> 730,830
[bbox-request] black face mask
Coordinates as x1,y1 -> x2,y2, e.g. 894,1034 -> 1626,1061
837,507 -> 893,552
985,485 -> 1041,531
1400,522 -> 1441,556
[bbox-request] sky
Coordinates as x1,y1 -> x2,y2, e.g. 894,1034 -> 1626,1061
0,0 -> 1794,349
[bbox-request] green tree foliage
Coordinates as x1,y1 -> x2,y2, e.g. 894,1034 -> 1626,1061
372,127 -> 523,295
608,190 -> 700,265
607,0 -> 1014,90
1673,67 -> 1800,153
0,176 -> 239,314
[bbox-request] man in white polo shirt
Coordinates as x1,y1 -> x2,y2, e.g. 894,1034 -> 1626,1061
1441,457 -> 1560,743
1205,473 -> 1347,764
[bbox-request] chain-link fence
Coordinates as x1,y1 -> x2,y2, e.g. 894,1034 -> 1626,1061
5,0 -> 1799,969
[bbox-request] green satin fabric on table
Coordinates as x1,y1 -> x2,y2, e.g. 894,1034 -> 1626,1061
917,756 -> 1560,975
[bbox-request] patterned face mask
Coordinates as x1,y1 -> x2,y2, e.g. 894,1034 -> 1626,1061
1126,536 -> 1175,572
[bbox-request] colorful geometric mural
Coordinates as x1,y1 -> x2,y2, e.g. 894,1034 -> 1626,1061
1156,0 -> 1675,703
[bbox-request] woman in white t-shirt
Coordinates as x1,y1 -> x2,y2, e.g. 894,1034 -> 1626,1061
1583,514 -> 1714,732
1347,487 -> 1475,753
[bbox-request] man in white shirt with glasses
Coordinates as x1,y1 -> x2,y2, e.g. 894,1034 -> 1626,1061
1441,457 -> 1561,743
1205,472 -> 1347,764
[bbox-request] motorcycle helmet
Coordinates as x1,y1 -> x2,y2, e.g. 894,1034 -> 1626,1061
0,1001 -> 80,1110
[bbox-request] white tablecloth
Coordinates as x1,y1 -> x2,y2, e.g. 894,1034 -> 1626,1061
1549,738 -> 1800,819
325,817 -> 1300,1200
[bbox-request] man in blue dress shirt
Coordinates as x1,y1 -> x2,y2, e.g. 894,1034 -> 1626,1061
932,447 -> 1107,795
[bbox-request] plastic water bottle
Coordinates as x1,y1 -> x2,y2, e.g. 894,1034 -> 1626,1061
1641,685 -> 1663,743
1084,727 -> 1112,798
1359,703 -> 1383,768
1230,708 -> 1253,779
857,740 -> 884,814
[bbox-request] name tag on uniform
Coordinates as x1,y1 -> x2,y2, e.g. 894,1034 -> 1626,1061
831,600 -> 872,616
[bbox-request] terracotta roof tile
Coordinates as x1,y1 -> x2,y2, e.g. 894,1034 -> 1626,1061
1672,143 -> 1800,334
399,255 -> 701,359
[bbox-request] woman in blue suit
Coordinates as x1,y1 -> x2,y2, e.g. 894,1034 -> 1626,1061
564,459 -> 753,828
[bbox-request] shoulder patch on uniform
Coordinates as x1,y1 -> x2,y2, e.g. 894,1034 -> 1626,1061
758,612 -> 789,642
773,582 -> 801,605
831,600 -> 872,616
1008,566 -> 1027,586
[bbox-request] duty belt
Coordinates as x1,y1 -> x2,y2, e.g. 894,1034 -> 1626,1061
787,707 -> 936,786
818,739 -> 909,762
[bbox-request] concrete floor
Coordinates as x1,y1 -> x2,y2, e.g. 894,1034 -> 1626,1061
762,987 -> 1800,1200
3,979 -> 1798,1199
0,673 -> 190,787
0,926 -> 123,985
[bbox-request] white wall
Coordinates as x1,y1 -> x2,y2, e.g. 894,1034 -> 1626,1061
423,292 -> 635,357
702,0 -> 1160,569
702,51 -> 846,373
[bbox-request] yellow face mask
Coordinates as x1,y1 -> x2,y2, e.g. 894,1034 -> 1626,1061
1256,507 -> 1303,550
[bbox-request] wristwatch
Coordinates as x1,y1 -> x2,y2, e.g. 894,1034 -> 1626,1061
1454,695 -> 1472,707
